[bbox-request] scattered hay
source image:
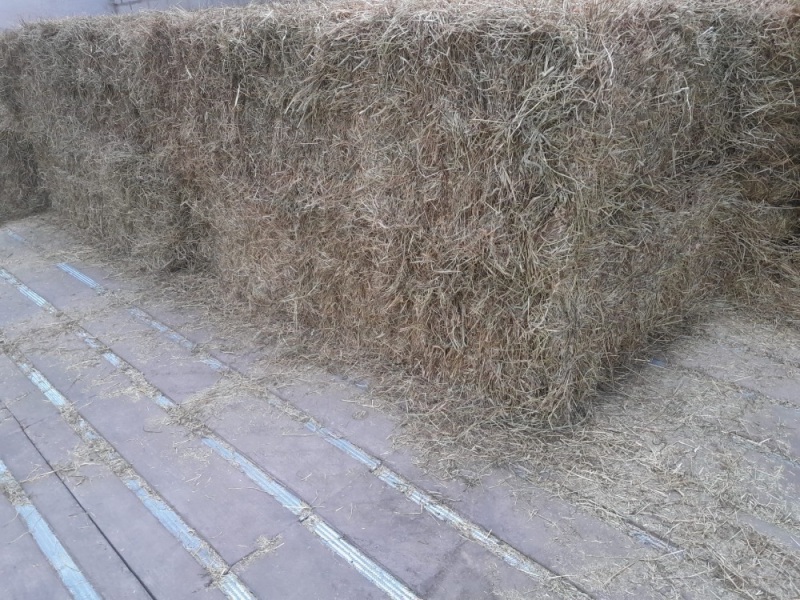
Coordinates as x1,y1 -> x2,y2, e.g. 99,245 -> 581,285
495,349 -> 800,599
165,372 -> 267,428
65,432 -> 134,480
0,0 -> 798,431
231,534 -> 284,574
0,481 -> 28,508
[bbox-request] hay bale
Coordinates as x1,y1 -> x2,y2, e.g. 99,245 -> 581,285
0,22 -> 205,268
0,105 -> 47,223
35,125 -> 205,270
0,0 -> 797,427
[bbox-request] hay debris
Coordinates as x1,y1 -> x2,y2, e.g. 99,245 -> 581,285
231,534 -> 284,574
0,468 -> 30,507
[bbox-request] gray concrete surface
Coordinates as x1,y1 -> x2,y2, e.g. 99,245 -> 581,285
1,213 -> 799,599
0,0 -> 259,30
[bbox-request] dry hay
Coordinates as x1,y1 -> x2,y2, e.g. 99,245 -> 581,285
504,341 -> 800,599
231,535 -> 284,575
0,0 -> 798,430
0,105 -> 47,224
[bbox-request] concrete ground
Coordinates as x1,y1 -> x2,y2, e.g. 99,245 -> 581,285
0,214 -> 798,600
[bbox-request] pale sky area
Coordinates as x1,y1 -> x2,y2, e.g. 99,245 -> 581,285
0,0 -> 257,29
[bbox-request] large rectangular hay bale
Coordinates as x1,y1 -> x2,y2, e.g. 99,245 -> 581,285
1,1 -> 797,426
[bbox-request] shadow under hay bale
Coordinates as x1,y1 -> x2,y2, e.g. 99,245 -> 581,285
0,0 -> 797,429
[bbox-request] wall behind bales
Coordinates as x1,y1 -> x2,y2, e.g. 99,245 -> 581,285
0,0 -> 798,428
0,0 -> 267,31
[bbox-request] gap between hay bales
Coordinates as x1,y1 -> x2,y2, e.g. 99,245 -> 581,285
0,0 -> 798,434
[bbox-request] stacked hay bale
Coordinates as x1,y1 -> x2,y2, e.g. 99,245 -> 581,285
0,103 -> 47,223
0,0 -> 797,426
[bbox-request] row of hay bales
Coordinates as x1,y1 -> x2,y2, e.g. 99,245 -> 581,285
0,0 -> 798,427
